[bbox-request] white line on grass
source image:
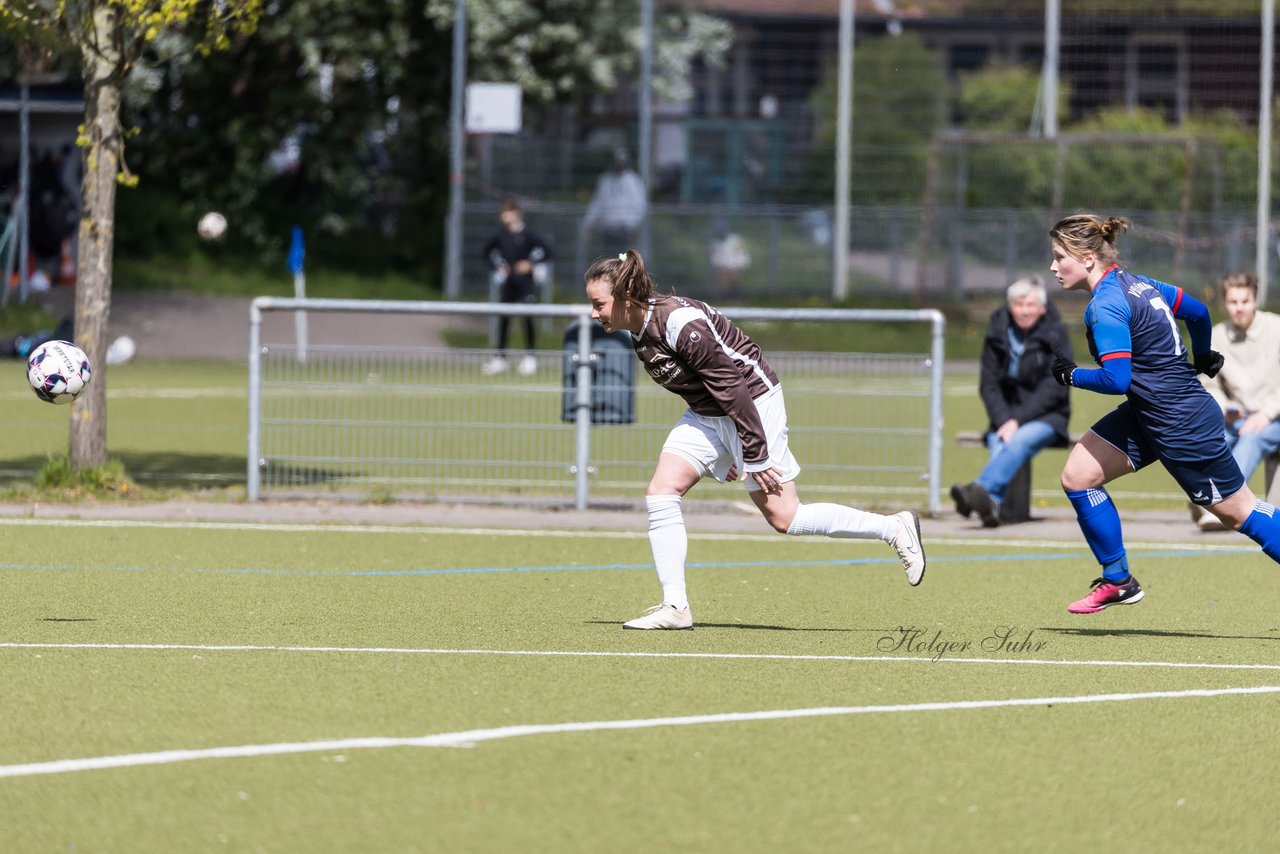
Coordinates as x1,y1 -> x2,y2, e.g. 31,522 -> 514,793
4,642 -> 1280,673
0,518 -> 1248,552
0,518 -> 671,540
0,685 -> 1276,780
1,387 -> 245,402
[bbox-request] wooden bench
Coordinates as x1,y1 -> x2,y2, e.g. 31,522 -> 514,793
954,431 -> 1081,524
953,430 -> 1280,524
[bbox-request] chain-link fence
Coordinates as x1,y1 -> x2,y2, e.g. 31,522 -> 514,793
456,3 -> 1280,304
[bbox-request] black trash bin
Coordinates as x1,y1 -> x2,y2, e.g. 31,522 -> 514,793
561,320 -> 636,424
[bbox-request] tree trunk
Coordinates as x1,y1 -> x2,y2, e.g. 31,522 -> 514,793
70,4 -> 123,471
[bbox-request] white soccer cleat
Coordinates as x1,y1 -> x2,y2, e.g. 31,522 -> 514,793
481,356 -> 509,376
622,603 -> 694,630
517,354 -> 538,376
890,510 -> 926,586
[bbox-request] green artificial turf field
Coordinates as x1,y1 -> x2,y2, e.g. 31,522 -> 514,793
4,340 -> 1279,851
2,360 -> 248,490
1,518 -> 1278,852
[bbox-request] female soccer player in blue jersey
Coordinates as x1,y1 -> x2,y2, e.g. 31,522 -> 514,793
1048,214 -> 1280,614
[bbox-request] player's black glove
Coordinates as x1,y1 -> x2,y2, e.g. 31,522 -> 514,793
1193,349 -> 1224,378
1049,347 -> 1076,387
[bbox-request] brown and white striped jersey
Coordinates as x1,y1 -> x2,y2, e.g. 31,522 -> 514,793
631,296 -> 780,468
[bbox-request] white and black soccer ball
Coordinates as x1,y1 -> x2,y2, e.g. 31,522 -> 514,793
197,211 -> 227,240
27,340 -> 92,405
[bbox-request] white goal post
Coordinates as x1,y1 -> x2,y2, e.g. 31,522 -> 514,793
247,297 -> 946,513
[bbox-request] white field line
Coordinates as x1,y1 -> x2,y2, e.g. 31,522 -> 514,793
0,517 -> 1249,552
5,642 -> 1280,673
1,387 -> 245,401
1,684 -> 1276,780
3,387 -> 448,401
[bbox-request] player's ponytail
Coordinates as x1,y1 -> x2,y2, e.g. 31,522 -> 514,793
583,249 -> 667,306
1099,216 -> 1130,245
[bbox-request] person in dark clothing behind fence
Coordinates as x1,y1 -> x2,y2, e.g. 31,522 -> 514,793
480,197 -> 554,376
951,275 -> 1073,527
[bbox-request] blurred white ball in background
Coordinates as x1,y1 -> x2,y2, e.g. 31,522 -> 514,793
198,211 -> 228,240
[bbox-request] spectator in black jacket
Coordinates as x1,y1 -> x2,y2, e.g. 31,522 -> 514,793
951,276 -> 1072,526
481,197 -> 554,376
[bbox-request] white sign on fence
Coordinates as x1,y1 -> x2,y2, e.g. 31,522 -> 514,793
466,83 -> 522,134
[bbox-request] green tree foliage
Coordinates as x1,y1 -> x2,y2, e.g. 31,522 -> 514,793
120,0 -> 450,275
956,60 -> 1044,132
954,58 -> 1262,219
809,31 -> 948,205
424,0 -> 732,106
116,0 -> 729,275
1059,107 -> 1262,219
1,0 -> 261,470
0,10 -> 74,79
935,0 -> 1262,16
954,60 -> 1062,208
1060,107 -> 1206,213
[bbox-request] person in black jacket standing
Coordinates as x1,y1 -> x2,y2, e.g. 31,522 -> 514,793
481,197 -> 554,376
951,276 -> 1072,526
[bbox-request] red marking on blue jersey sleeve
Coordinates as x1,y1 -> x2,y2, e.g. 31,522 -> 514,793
1099,351 -> 1132,362
1170,288 -> 1184,313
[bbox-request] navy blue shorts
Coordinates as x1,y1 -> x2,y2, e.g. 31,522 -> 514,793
1090,401 -> 1245,506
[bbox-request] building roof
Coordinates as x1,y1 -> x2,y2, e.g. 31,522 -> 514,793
0,84 -> 83,115
684,0 -> 1263,19
683,0 -> 937,19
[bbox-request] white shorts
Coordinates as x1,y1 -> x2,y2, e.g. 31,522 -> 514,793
661,386 -> 801,492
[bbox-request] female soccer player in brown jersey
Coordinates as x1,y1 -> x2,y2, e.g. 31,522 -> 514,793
584,250 -> 926,629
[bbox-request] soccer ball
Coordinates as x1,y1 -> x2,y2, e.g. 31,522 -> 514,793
197,211 -> 227,240
27,340 -> 92,405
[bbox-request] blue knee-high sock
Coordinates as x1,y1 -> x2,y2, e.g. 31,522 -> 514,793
1239,500 -> 1280,563
1066,487 -> 1130,582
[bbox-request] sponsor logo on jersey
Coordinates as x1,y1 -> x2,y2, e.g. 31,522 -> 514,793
649,361 -> 681,382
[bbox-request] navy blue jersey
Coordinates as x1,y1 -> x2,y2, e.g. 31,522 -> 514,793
1080,267 -> 1217,461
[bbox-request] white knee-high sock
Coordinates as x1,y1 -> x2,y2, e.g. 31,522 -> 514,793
785,502 -> 893,541
646,495 -> 688,609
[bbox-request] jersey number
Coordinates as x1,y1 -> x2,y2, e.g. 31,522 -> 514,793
1147,295 -> 1183,356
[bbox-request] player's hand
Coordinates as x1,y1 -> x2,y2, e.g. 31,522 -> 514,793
1049,348 -> 1076,387
1047,342 -> 1076,387
749,465 -> 784,495
1193,349 -> 1224,378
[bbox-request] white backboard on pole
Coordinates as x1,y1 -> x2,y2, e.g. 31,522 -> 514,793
466,83 -> 522,134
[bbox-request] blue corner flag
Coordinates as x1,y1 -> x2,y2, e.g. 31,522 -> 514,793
287,226 -> 305,276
